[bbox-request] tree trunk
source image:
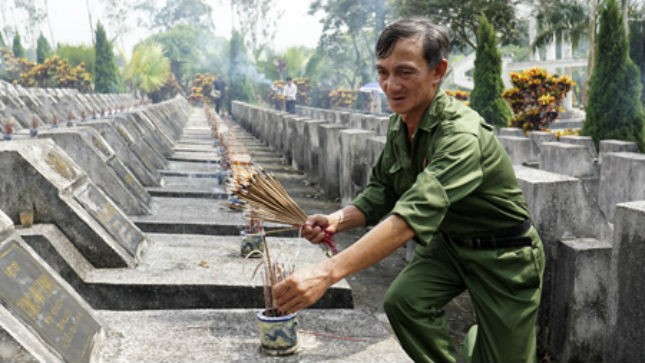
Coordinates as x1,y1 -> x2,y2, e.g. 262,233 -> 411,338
86,0 -> 95,44
583,0 -> 600,107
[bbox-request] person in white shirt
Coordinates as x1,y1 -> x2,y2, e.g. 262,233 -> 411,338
283,76 -> 298,114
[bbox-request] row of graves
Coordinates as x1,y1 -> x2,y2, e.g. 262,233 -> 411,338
232,101 -> 645,363
0,81 -> 409,362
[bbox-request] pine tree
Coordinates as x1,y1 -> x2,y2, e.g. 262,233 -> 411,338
94,22 -> 119,93
469,15 -> 511,128
36,34 -> 52,64
12,33 -> 24,58
583,0 -> 644,150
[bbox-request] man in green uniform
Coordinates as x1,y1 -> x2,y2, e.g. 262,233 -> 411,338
274,17 -> 545,363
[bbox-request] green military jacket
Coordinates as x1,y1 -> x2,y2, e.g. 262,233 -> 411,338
352,90 -> 529,246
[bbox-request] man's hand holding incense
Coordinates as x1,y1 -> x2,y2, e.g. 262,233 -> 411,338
273,262 -> 334,314
300,214 -> 332,245
275,214 -> 414,314
300,206 -> 367,245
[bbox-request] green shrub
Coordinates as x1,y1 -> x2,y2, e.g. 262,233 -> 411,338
583,0 -> 644,150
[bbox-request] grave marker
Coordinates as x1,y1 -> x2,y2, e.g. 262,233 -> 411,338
74,183 -> 144,256
0,239 -> 101,363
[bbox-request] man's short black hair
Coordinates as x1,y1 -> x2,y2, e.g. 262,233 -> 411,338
376,17 -> 450,69
286,76 -> 293,81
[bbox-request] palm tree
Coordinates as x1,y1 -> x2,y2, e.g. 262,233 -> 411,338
531,0 -> 594,105
123,42 -> 171,96
531,0 -> 588,54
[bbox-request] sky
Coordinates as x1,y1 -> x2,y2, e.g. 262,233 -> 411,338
4,0 -> 323,54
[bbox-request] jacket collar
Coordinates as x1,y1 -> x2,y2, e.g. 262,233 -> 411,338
390,89 -> 447,134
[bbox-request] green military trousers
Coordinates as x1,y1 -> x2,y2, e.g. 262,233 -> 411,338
384,226 -> 545,363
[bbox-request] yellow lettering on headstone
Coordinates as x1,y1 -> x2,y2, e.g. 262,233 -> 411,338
4,260 -> 19,278
16,274 -> 55,319
96,204 -> 117,225
62,312 -> 81,348
44,297 -> 64,325
56,309 -> 72,332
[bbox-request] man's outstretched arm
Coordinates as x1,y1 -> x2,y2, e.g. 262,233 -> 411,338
274,213 -> 414,314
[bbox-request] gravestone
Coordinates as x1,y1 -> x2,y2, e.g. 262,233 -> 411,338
606,201 -> 645,363
38,128 -> 151,215
0,211 -> 103,363
82,120 -> 160,187
0,139 -> 144,268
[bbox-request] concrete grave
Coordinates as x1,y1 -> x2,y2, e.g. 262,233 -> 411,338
340,129 -> 376,205
598,139 -> 639,163
551,238 -> 611,363
540,142 -> 598,178
499,127 -> 524,137
499,136 -> 533,165
37,127 -> 151,215
598,152 -> 645,221
606,201 -> 645,363
529,130 -> 557,160
514,165 -> 611,357
81,120 -> 160,187
559,135 -> 597,157
303,119 -> 329,184
0,139 -> 145,268
111,116 -> 167,171
0,213 -> 103,363
318,124 -> 347,199
18,225 -> 352,310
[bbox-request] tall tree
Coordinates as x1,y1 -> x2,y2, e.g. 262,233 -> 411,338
0,33 -> 5,49
153,0 -> 213,32
12,32 -> 24,58
231,0 -> 281,62
583,0 -> 644,149
14,0 -> 47,46
56,44 -> 95,73
228,30 -> 256,111
144,25 -> 202,88
629,4 -> 645,104
36,33 -> 52,63
123,42 -> 170,94
94,22 -> 119,93
310,0 -> 390,88
585,0 -> 602,105
531,0 -> 588,52
393,0 -> 520,50
101,0 -> 157,48
470,16 -> 511,128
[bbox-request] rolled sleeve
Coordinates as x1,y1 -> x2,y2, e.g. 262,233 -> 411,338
352,152 -> 398,225
392,132 -> 484,245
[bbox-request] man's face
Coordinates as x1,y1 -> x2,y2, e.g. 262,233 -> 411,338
376,36 -> 445,124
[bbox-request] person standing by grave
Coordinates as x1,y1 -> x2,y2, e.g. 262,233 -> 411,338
213,75 -> 226,115
273,17 -> 545,363
283,76 -> 297,114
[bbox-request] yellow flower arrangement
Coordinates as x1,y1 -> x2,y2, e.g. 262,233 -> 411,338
503,67 -> 575,131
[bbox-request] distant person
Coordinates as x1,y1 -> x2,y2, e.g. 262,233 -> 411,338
213,76 -> 226,114
283,76 -> 297,114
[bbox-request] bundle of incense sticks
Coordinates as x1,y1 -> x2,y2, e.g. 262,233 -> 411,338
230,166 -> 338,255
261,261 -> 294,314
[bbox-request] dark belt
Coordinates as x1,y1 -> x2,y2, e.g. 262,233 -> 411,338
449,220 -> 533,249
